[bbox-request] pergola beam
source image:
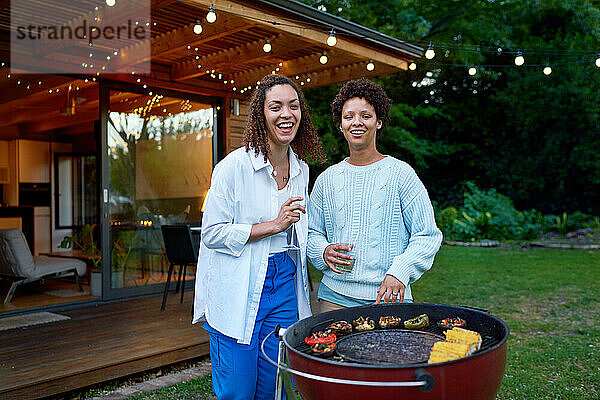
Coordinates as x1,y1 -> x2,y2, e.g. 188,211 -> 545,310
232,49 -> 359,88
171,33 -> 315,81
114,14 -> 257,71
300,61 -> 398,89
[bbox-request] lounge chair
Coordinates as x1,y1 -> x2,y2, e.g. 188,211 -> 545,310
0,229 -> 87,304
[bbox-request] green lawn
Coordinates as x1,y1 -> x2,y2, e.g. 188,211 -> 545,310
126,246 -> 600,400
414,246 -> 600,400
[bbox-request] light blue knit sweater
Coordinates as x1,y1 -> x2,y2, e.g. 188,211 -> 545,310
307,156 -> 443,301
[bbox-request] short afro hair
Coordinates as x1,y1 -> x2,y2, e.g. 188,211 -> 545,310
331,78 -> 392,135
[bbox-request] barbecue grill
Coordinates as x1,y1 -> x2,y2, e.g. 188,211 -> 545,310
262,302 -> 509,400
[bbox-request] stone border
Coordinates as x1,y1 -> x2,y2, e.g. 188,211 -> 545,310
444,240 -> 500,247
529,242 -> 600,250
89,360 -> 212,400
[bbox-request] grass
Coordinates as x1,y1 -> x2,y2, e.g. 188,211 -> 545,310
414,246 -> 600,400
126,374 -> 215,400
125,246 -> 600,400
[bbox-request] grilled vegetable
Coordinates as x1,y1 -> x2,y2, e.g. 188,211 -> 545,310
428,348 -> 462,364
404,314 -> 429,329
304,331 -> 337,346
432,340 -> 471,357
378,315 -> 402,329
311,341 -> 336,355
326,320 -> 353,336
438,317 -> 466,329
352,316 -> 375,332
445,327 -> 482,352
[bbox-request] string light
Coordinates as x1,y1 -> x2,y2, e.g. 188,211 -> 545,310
468,66 -> 477,76
425,42 -> 435,59
106,0 -> 115,6
193,20 -> 202,35
543,65 -> 552,75
408,62 -> 417,70
206,5 -> 216,23
596,53 -> 600,68
263,39 -> 271,53
327,29 -> 337,47
366,60 -> 375,71
514,50 -> 525,66
319,52 -> 328,64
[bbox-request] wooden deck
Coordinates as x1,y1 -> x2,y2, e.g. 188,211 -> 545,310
0,292 -> 209,400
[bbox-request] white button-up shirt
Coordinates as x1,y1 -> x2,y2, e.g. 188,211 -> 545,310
192,146 -> 312,344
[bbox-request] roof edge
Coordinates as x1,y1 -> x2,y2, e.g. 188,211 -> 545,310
247,0 -> 423,58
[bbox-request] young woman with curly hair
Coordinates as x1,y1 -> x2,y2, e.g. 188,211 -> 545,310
193,74 -> 325,400
308,78 -> 443,313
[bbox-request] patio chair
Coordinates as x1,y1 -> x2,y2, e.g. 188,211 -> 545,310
160,225 -> 198,310
0,229 -> 87,304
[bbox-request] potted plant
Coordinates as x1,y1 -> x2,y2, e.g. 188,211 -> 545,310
58,224 -> 102,296
111,231 -> 133,289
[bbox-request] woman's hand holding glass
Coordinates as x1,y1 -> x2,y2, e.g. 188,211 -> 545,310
323,243 -> 354,274
272,197 -> 305,234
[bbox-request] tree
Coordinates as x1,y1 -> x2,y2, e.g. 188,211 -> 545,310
301,0 -> 600,214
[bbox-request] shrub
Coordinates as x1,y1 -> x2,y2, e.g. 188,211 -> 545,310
435,183 -> 599,242
439,182 -> 542,241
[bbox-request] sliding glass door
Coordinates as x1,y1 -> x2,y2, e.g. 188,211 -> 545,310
101,82 -> 219,299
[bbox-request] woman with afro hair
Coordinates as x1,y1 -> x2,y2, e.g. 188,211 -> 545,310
307,78 -> 442,312
193,74 -> 325,399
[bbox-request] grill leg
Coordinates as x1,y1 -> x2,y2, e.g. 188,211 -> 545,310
275,340 -> 285,400
275,339 -> 300,400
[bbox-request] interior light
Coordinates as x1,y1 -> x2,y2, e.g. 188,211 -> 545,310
319,52 -> 328,64
206,6 -> 216,23
327,29 -> 337,47
425,43 -> 435,60
193,20 -> 202,35
366,60 -> 375,71
263,39 -> 271,53
408,62 -> 417,71
514,50 -> 524,66
468,67 -> 477,76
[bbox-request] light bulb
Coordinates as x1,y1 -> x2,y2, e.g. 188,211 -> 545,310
366,60 -> 375,71
206,6 -> 216,23
408,62 -> 417,71
263,40 -> 271,53
596,54 -> 600,68
514,50 -> 524,66
193,21 -> 202,34
543,66 -> 552,75
468,67 -> 477,76
425,43 -> 435,59
319,52 -> 328,64
327,29 -> 337,46
106,0 -> 115,6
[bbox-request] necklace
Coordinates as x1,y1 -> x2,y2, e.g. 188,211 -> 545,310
272,170 -> 289,181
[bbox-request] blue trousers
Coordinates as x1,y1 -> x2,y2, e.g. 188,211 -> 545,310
204,252 -> 298,400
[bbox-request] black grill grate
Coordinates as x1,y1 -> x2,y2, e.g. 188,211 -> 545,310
293,318 -> 499,365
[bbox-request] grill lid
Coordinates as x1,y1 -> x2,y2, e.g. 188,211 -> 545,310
335,329 -> 443,365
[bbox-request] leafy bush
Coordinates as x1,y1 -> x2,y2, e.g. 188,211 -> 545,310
435,182 -> 599,242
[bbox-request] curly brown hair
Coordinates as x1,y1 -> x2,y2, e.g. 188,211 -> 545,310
331,78 -> 392,135
243,74 -> 326,163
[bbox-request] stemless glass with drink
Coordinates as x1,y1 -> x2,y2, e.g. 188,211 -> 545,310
334,229 -> 359,272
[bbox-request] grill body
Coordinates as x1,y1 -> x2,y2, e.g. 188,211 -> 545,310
283,303 -> 509,400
